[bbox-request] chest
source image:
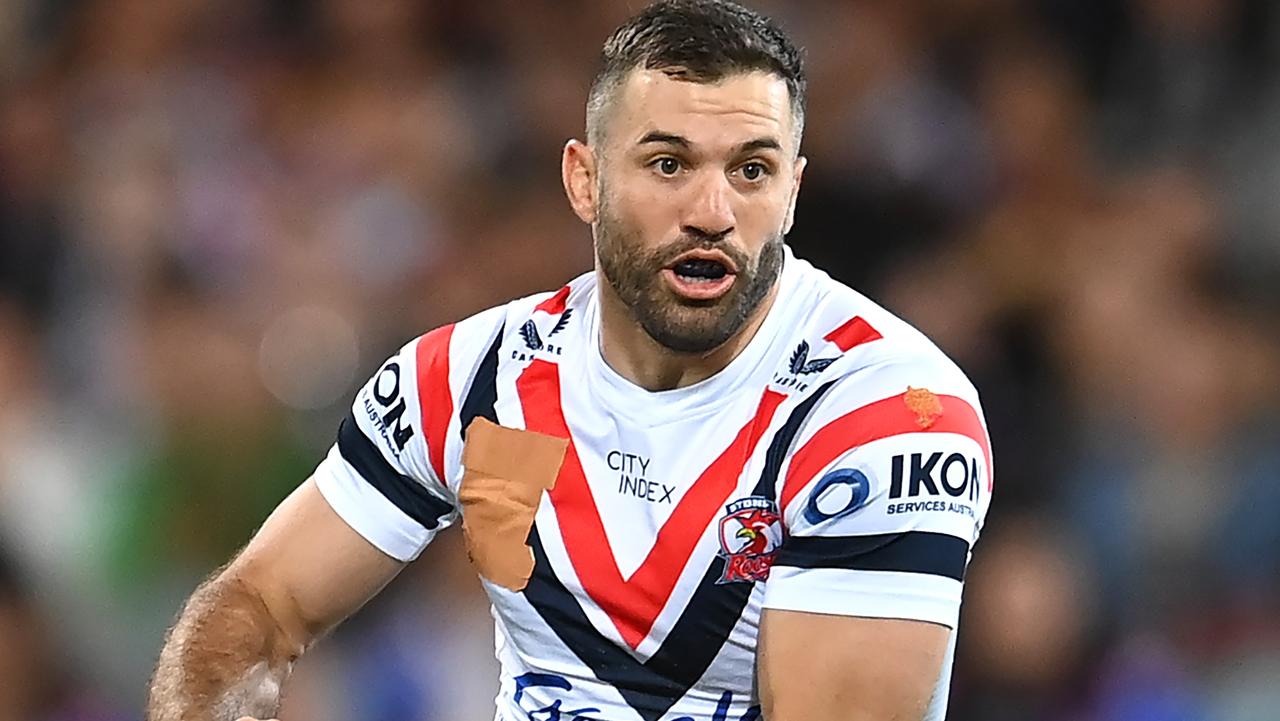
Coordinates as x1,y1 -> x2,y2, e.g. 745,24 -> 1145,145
502,392 -> 793,578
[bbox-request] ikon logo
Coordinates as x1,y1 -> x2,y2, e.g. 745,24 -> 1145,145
889,452 -> 981,502
802,468 -> 870,524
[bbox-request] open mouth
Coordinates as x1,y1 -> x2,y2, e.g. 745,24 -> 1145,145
662,251 -> 738,300
672,258 -> 730,283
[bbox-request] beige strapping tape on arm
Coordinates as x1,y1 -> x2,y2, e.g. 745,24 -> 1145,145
459,417 -> 568,591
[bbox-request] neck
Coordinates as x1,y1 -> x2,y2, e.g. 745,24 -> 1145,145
596,275 -> 780,392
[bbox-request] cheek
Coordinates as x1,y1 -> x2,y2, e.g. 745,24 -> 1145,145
734,192 -> 790,240
608,184 -> 677,242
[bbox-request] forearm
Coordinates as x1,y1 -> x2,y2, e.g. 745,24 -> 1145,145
147,569 -> 305,721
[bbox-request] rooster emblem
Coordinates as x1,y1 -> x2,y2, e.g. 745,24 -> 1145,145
732,509 -> 783,556
717,497 -> 784,584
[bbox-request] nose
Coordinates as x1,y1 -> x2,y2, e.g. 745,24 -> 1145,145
681,171 -> 735,242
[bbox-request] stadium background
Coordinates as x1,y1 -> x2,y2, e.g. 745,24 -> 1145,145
1,0 -> 1279,719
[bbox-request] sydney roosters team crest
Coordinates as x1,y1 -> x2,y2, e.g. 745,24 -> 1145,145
716,496 -> 784,584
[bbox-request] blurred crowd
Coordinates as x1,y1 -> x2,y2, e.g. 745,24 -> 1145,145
1,1 -> 1278,720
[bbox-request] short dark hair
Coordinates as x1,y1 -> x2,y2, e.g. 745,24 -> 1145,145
586,0 -> 806,148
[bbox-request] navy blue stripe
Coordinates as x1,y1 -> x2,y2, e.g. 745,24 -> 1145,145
774,531 -> 970,582
642,381 -> 837,683
526,529 -> 681,721
639,548 -> 751,691
755,380 -> 837,502
336,413 -> 453,530
458,326 -> 503,438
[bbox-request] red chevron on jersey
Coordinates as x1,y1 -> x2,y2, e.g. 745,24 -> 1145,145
517,357 -> 785,649
780,390 -> 992,512
415,323 -> 455,482
824,315 -> 882,351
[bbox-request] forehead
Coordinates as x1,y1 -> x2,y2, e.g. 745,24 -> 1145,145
607,69 -> 795,152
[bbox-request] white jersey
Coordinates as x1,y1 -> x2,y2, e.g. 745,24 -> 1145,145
313,248 -> 993,721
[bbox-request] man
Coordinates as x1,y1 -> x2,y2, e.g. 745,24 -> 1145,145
147,2 -> 992,720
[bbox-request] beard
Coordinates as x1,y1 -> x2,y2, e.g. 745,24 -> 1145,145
595,202 -> 785,355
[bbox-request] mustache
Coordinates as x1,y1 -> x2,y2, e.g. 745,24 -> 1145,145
681,227 -> 732,245
652,234 -> 748,266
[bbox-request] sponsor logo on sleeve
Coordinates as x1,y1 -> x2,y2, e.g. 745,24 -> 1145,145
802,468 -> 871,524
364,361 -> 415,453
886,451 -> 982,517
716,497 -> 783,584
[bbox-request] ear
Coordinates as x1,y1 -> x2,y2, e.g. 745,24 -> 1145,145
782,155 -> 806,235
562,139 -> 598,224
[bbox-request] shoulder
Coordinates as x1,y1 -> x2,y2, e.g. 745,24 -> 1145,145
409,270 -> 595,377
771,253 -> 991,516
763,265 -> 993,630
777,252 -> 980,410
355,273 -> 593,483
492,272 -> 594,361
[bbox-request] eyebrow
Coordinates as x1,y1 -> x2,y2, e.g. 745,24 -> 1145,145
636,132 -> 783,154
736,137 -> 782,154
637,131 -> 691,148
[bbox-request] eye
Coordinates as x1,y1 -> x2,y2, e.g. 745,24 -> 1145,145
653,157 -> 681,176
740,162 -> 768,182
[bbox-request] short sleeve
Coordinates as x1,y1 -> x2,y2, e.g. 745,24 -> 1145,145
313,333 -> 459,562
764,355 -> 993,629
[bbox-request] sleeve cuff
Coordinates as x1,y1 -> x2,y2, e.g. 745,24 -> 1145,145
313,446 -> 440,562
763,566 -> 962,628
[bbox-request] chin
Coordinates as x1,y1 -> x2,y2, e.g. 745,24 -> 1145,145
641,308 -> 742,355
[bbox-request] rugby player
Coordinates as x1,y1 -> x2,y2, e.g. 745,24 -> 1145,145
146,2 -> 992,720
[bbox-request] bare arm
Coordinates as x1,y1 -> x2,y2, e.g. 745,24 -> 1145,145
758,609 -> 951,721
146,477 -> 404,721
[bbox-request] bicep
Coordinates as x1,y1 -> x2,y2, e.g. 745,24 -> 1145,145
758,609 -> 951,721
230,477 -> 405,644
